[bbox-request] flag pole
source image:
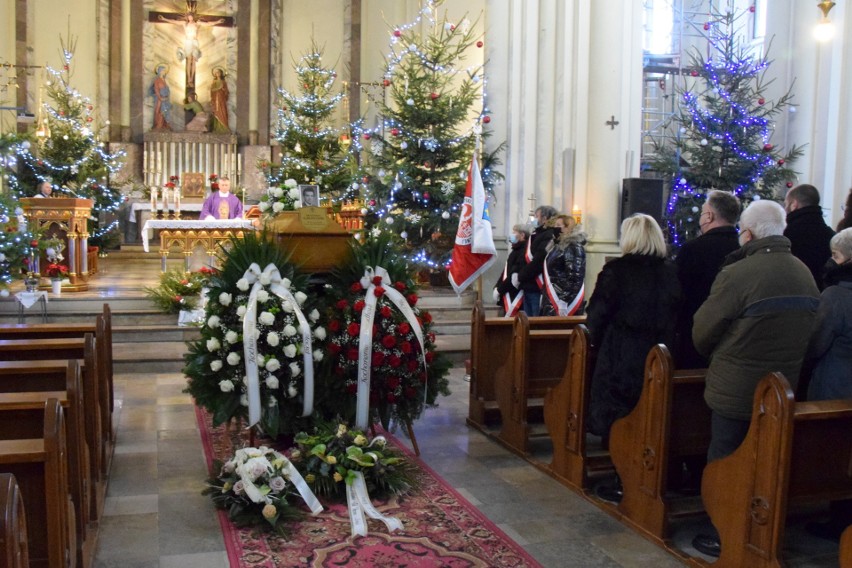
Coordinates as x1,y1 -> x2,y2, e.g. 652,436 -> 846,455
474,120 -> 484,301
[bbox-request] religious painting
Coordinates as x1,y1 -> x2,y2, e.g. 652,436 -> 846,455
143,0 -> 236,133
299,185 -> 320,207
182,172 -> 206,199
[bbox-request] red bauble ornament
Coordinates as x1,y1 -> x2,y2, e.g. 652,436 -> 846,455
59,111 -> 65,116
393,29 -> 402,37
763,143 -> 773,151
482,115 -> 491,124
63,65 -> 69,71
86,116 -> 93,122
778,159 -> 785,165
87,105 -> 93,111
750,5 -> 756,12
363,133 -> 371,140
690,70 -> 699,77
391,128 -> 400,136
476,41 -> 483,48
369,199 -> 376,206
362,176 -> 369,184
430,92 -> 439,100
786,181 -> 794,188
703,22 -> 710,30
423,192 -> 430,200
304,83 -> 309,89
758,98 -> 765,105
382,79 -> 390,87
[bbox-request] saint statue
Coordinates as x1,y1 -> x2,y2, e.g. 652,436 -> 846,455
149,64 -> 172,131
210,66 -> 230,133
183,91 -> 209,132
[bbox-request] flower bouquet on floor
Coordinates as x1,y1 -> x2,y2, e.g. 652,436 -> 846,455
289,421 -> 417,499
144,266 -> 215,314
323,233 -> 451,436
203,445 -> 322,535
183,231 -> 327,439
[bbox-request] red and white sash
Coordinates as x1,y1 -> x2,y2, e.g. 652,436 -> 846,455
500,260 -> 523,317
524,237 -> 544,289
543,260 -> 584,316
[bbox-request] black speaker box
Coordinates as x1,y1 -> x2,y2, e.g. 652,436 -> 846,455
621,178 -> 664,223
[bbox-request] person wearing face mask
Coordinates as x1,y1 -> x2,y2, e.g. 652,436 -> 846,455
540,214 -> 586,316
673,190 -> 741,368
517,205 -> 559,315
493,224 -> 531,316
690,200 -> 819,558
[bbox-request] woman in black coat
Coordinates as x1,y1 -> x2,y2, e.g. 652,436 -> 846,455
586,214 -> 681,445
493,224 -> 531,316
540,215 -> 586,316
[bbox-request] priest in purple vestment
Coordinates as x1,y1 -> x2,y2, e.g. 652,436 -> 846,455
200,176 -> 243,220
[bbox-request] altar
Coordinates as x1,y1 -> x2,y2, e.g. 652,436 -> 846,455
142,218 -> 256,272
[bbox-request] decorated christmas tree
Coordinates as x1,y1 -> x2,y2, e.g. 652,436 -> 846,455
5,36 -> 125,246
651,6 -> 803,248
357,0 -> 502,269
259,42 -> 358,215
0,192 -> 36,292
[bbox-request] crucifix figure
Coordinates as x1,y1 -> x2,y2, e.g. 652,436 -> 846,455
149,1 -> 234,103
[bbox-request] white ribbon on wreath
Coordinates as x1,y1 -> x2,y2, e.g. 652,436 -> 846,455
355,266 -> 427,431
236,451 -> 323,515
346,470 -> 403,537
242,262 -> 315,428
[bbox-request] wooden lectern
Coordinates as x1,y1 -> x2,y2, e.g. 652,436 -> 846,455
21,198 -> 94,291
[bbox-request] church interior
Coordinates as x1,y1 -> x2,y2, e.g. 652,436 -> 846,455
0,0 -> 851,567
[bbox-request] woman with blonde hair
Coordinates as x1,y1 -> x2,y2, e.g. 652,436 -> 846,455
540,214 -> 586,316
586,214 -> 681,501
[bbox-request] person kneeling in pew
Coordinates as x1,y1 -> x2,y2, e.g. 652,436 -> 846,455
690,200 -> 820,558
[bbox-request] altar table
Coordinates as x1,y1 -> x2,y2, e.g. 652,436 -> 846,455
142,219 -> 256,272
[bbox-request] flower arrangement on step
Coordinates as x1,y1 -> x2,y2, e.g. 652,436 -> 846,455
258,178 -> 300,216
144,266 -> 215,314
323,233 -> 451,431
44,262 -> 69,281
290,421 -> 416,499
203,445 -> 323,535
184,231 -> 328,439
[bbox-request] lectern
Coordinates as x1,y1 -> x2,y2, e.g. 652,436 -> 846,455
21,198 -> 94,291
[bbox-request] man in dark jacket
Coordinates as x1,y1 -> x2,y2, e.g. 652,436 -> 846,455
691,200 -> 820,557
517,205 -> 558,315
784,184 -> 835,289
674,190 -> 741,368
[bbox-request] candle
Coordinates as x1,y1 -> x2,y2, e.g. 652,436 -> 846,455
162,186 -> 169,213
150,186 -> 157,212
175,189 -> 181,217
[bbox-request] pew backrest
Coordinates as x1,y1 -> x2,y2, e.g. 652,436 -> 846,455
0,473 -> 28,568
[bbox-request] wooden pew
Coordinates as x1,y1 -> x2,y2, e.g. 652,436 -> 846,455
608,344 -> 710,542
0,358 -> 102,528
497,311 -> 580,455
842,525 -> 852,568
0,473 -> 28,568
468,300 -> 585,431
0,398 -> 74,568
543,324 -> 613,491
0,303 -> 115,445
701,372 -> 852,567
0,361 -> 93,567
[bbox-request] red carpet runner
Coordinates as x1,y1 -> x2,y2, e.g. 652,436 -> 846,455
196,407 -> 543,567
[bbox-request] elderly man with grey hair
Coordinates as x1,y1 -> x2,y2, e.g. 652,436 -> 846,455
690,199 -> 820,557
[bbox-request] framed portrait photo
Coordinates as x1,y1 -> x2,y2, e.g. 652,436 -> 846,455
299,184 -> 320,207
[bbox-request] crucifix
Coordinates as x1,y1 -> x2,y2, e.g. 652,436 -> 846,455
605,115 -> 620,130
148,1 -> 234,103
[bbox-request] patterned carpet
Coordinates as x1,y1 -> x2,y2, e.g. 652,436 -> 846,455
196,407 -> 542,568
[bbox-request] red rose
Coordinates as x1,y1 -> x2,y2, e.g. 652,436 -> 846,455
347,348 -> 359,361
387,392 -> 396,403
400,342 -> 412,354
346,383 -> 358,394
328,343 -> 342,354
407,360 -> 418,371
394,281 -> 406,291
425,352 -> 434,363
373,324 -> 379,336
419,372 -> 428,384
388,354 -> 401,368
387,377 -> 400,389
329,320 -> 341,332
407,294 -> 418,306
423,312 -> 433,323
180,279 -> 189,286
381,335 -> 397,348
371,352 -> 385,366
173,295 -> 182,302
372,276 -> 383,286
347,322 -> 360,336
350,282 -> 363,293
335,366 -> 346,376
374,286 -> 386,297
336,299 -> 349,310
380,306 -> 392,318
30,240 -> 39,247
427,332 -> 436,343
399,322 -> 411,335
354,300 -> 366,312
405,387 -> 417,399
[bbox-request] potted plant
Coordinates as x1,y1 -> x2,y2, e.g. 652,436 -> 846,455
44,262 -> 68,294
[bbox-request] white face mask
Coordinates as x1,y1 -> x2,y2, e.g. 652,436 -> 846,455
530,218 -> 539,229
508,234 -> 518,244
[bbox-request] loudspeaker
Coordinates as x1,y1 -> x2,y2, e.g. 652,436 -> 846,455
621,178 -> 664,223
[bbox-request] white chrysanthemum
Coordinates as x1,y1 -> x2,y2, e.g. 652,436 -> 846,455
294,291 -> 307,305
236,278 -> 250,291
256,290 -> 269,303
281,300 -> 295,313
285,178 -> 297,188
219,292 -> 232,306
266,331 -> 280,347
314,327 -> 326,340
259,311 -> 275,326
265,375 -> 279,389
219,380 -> 234,392
280,278 -> 291,290
206,337 -> 221,352
312,349 -> 324,362
259,273 -> 271,286
207,315 -> 221,328
210,360 -> 223,372
265,358 -> 281,372
287,385 -> 298,398
272,201 -> 285,213
293,199 -> 302,208
227,352 -> 241,365
224,330 -> 239,344
282,324 -> 297,337
289,362 -> 301,377
272,186 -> 284,198
240,394 -> 248,407
237,305 -> 247,317
288,187 -> 300,200
309,309 -> 319,322
283,344 -> 297,358
259,200 -> 270,212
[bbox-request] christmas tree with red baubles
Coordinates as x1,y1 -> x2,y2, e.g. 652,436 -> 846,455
356,0 -> 502,270
650,6 -> 803,247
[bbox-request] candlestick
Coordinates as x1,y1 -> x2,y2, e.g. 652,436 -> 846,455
162,187 -> 169,218
150,186 -> 157,213
175,189 -> 181,219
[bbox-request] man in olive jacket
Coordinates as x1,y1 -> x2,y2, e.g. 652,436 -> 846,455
690,199 -> 820,558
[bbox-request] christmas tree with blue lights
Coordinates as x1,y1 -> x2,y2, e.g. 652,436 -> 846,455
651,7 -> 803,248
357,0 -> 502,269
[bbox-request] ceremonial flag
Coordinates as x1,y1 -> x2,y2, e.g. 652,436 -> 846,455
449,155 -> 496,294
